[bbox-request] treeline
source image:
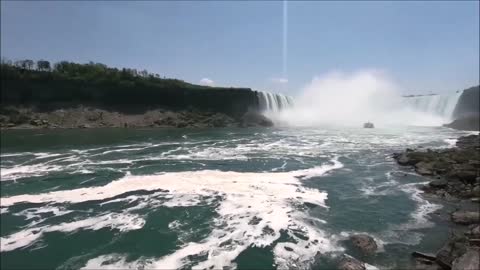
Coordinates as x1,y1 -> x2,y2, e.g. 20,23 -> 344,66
1,57 -> 192,87
1,58 -> 259,117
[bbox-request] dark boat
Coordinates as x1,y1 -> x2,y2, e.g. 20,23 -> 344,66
363,122 -> 374,128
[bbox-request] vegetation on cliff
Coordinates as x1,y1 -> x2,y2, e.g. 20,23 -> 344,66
0,58 -> 258,117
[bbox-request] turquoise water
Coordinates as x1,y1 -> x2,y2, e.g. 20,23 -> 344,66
0,127 -> 471,269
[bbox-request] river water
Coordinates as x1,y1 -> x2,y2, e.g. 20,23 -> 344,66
0,126 -> 473,269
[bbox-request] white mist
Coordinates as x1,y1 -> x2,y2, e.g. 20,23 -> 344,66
269,70 -> 456,127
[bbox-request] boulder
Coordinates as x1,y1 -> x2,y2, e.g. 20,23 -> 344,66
452,249 -> 480,270
429,179 -> 448,188
468,225 -> 480,237
451,211 -> 480,225
436,231 -> 467,269
415,161 -> 434,175
78,124 -> 91,129
413,257 -> 442,270
337,255 -> 366,270
176,122 -> 188,128
30,119 -> 43,126
396,153 -> 411,165
349,234 -> 378,254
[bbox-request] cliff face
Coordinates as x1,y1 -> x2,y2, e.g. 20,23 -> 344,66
452,86 -> 479,119
1,67 -> 260,118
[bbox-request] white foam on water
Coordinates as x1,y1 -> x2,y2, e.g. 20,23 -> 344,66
0,152 -> 34,158
16,206 -> 73,221
0,213 -> 144,252
443,138 -> 458,148
0,164 -> 64,181
374,182 -> 442,246
399,182 -> 442,229
2,159 -> 343,268
81,254 -> 141,270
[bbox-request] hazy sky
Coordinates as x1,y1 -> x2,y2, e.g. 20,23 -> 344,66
1,1 -> 479,95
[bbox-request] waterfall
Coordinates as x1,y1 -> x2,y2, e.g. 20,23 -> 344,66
256,91 -> 293,112
402,91 -> 463,120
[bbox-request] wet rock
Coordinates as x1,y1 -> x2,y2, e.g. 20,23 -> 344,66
415,161 -> 434,175
397,153 -> 411,165
448,165 -> 478,183
176,122 -> 188,128
429,179 -> 448,188
452,249 -> 480,270
436,232 -> 468,269
349,234 -> 378,254
467,225 -> 480,237
413,257 -> 442,270
30,119 -> 43,126
451,211 -> 480,225
337,255 -> 366,270
412,251 -> 437,261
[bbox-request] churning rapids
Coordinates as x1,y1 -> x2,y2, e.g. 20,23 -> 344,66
0,127 -> 475,269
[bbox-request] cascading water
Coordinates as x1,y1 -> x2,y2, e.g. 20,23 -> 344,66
256,91 -> 294,112
402,91 -> 463,120
267,71 -> 466,127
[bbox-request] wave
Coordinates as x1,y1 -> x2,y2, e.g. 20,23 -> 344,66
1,160 -> 343,269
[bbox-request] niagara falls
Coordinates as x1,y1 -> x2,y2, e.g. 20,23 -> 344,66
1,1 -> 479,270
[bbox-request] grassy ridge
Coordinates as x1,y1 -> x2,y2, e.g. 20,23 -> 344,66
1,61 -> 259,117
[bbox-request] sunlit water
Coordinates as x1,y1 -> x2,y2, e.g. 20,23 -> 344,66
0,127 -> 474,269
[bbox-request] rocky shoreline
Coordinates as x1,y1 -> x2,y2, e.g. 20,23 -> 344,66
0,106 -> 274,129
393,134 -> 480,270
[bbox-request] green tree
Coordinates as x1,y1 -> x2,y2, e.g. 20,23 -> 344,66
37,60 -> 51,71
24,60 -> 35,70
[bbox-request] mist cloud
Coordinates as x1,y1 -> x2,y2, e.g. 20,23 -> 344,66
270,70 -> 448,127
199,78 -> 214,86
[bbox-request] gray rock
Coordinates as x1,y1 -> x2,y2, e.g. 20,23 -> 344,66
451,211 -> 480,225
397,153 -> 411,165
436,231 -> 467,269
452,249 -> 479,270
78,124 -> 91,129
30,119 -> 43,126
415,161 -> 434,175
468,225 -> 480,237
430,179 -> 448,188
472,186 -> 480,197
413,257 -> 442,270
337,256 -> 366,270
349,234 -> 378,254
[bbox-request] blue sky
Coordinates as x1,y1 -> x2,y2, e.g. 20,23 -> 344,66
1,1 -> 478,95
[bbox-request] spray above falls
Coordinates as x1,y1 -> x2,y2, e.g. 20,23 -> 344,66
267,70 -> 464,127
